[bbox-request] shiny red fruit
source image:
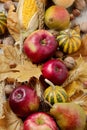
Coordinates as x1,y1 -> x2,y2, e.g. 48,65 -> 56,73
41,59 -> 68,85
9,85 -> 40,118
23,29 -> 58,64
23,112 -> 58,130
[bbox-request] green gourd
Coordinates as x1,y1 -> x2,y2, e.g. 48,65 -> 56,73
44,79 -> 68,105
57,29 -> 81,54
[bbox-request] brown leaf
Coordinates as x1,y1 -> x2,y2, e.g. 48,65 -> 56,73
4,102 -> 23,130
0,44 -> 22,73
13,60 -> 42,82
3,44 -> 21,64
0,44 -> 42,82
7,5 -> 20,41
29,76 -> 43,99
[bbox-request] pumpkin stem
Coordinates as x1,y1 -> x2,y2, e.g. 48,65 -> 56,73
45,79 -> 55,89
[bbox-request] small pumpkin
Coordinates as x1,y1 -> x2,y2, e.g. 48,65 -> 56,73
57,29 -> 81,54
44,79 -> 68,105
0,12 -> 7,35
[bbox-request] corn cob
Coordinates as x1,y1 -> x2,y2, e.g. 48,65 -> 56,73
17,0 -> 45,53
17,0 -> 46,31
17,0 -> 37,31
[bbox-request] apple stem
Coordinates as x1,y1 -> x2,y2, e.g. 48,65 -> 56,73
45,79 -> 55,89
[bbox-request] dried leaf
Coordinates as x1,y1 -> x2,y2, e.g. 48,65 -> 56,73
4,102 -> 23,130
0,44 -> 42,82
0,118 -> 6,130
0,61 -> 10,73
2,44 -> 21,64
13,60 -> 42,82
0,44 -> 22,73
65,81 -> 87,98
7,5 -> 20,41
28,76 -> 43,99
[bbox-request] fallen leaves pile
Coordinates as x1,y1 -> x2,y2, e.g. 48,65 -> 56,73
0,0 -> 87,130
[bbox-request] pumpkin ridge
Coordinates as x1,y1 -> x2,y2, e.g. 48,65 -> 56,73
57,29 -> 81,54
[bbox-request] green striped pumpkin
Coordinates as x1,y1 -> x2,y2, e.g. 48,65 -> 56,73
57,29 -> 81,54
0,12 -> 7,35
44,85 -> 68,105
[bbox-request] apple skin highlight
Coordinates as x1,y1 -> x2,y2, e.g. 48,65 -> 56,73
42,59 -> 68,85
23,112 -> 59,130
9,85 -> 40,118
23,29 -> 58,64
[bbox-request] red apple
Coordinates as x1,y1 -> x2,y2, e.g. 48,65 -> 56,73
41,59 -> 68,85
23,112 -> 58,130
23,29 -> 58,64
9,85 -> 40,118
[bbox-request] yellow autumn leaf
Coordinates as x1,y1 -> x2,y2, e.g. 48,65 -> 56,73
0,44 -> 42,82
11,60 -> 42,82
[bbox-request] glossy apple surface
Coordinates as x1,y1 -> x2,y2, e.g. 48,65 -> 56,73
23,29 -> 58,64
9,85 -> 40,118
41,59 -> 68,85
23,112 -> 58,130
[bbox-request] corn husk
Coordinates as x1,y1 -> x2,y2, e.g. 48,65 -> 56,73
17,0 -> 38,32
